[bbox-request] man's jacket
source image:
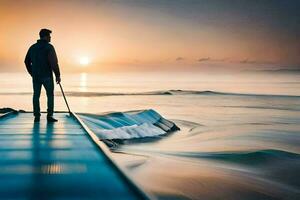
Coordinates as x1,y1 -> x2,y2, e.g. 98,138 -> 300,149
25,39 -> 60,79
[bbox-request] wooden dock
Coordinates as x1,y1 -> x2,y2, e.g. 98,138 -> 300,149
0,112 -> 149,199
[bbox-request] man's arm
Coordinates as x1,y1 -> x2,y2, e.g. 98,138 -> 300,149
24,48 -> 32,76
48,45 -> 61,83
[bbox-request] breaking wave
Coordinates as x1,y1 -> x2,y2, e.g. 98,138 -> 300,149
78,109 -> 179,140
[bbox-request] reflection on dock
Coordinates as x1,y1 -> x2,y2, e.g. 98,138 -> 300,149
0,112 -> 147,199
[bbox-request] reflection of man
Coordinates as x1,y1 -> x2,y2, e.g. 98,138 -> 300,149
25,29 -> 61,122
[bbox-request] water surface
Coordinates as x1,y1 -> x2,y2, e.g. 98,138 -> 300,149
0,71 -> 299,199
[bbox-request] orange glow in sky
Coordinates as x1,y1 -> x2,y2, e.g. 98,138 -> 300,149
0,1 -> 299,73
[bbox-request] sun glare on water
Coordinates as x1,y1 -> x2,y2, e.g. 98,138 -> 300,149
79,57 -> 90,66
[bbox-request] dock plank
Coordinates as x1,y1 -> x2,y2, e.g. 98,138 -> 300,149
0,112 -> 146,199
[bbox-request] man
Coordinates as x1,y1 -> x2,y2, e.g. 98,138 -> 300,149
25,28 -> 61,122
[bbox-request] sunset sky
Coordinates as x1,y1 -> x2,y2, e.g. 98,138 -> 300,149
0,0 -> 299,73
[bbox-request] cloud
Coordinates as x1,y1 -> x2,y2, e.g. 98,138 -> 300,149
240,59 -> 256,64
239,59 -> 274,65
197,57 -> 227,63
198,57 -> 210,62
176,57 -> 184,61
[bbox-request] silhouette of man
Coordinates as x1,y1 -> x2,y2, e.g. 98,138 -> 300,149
25,29 -> 61,122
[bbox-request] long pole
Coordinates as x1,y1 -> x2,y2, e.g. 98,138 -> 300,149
59,83 -> 71,115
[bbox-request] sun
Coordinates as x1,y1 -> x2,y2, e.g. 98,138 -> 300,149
79,56 -> 90,66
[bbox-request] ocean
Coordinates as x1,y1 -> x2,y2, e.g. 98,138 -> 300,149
0,71 -> 300,199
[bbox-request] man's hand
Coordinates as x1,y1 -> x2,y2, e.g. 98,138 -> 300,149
56,76 -> 61,84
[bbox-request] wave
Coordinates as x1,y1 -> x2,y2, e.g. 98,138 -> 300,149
78,109 -> 180,140
217,105 -> 300,112
167,149 -> 300,165
1,89 -> 299,98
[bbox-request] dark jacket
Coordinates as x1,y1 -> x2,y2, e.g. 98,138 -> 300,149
24,39 -> 60,79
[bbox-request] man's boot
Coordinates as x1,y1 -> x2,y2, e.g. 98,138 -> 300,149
47,116 -> 58,122
34,116 -> 40,122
